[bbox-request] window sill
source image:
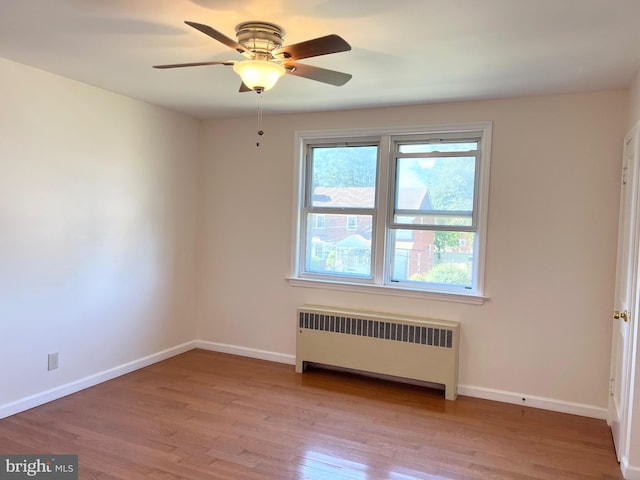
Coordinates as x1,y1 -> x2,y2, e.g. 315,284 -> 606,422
286,277 -> 488,305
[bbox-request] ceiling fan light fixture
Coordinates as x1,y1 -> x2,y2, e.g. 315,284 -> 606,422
233,60 -> 285,91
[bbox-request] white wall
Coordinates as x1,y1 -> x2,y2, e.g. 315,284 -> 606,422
0,58 -> 200,414
198,91 -> 627,414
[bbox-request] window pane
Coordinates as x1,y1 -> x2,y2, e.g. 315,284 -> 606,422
306,213 -> 372,277
311,146 -> 377,208
398,141 -> 478,153
390,230 -> 474,288
395,156 -> 475,226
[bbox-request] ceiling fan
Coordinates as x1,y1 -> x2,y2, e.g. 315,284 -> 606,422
154,21 -> 352,93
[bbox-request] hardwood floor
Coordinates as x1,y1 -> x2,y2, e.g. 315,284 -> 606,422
0,349 -> 622,479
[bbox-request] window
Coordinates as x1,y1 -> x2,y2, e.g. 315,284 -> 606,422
291,123 -> 491,303
302,143 -> 377,277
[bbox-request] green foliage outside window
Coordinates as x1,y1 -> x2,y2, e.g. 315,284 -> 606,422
410,263 -> 471,286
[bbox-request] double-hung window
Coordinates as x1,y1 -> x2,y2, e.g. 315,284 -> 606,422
301,141 -> 378,278
291,123 -> 491,304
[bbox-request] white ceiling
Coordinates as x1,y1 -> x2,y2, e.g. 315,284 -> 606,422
1,0 -> 640,119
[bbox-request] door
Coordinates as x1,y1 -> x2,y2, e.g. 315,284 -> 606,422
609,127 -> 640,460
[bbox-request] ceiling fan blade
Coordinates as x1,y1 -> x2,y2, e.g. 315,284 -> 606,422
274,34 -> 351,61
184,21 -> 253,57
239,82 -> 253,92
153,60 -> 235,69
285,62 -> 352,86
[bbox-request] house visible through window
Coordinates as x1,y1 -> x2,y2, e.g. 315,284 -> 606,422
291,123 -> 492,302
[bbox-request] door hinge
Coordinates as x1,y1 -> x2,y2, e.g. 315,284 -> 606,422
623,165 -> 629,185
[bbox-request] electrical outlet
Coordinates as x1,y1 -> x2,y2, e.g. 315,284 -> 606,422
48,352 -> 59,371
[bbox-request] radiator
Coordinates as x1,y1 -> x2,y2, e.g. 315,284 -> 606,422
296,305 -> 460,400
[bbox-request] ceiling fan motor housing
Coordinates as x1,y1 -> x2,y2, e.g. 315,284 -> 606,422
235,21 -> 285,57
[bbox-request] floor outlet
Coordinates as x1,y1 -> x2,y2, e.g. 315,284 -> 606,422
48,352 -> 59,371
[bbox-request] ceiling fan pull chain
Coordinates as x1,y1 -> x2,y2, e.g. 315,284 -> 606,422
256,91 -> 264,147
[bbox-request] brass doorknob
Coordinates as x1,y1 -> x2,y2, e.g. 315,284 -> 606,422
614,310 -> 629,322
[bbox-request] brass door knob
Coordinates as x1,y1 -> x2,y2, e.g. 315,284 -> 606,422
614,310 -> 629,322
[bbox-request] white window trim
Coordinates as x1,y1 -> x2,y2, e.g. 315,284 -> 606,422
289,122 -> 492,304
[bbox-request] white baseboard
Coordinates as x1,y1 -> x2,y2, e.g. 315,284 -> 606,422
193,342 -> 607,420
1,340 -> 607,424
195,340 -> 296,365
0,341 -> 196,420
621,458 -> 640,479
457,385 -> 607,419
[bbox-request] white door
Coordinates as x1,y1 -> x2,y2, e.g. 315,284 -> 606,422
609,127 -> 640,460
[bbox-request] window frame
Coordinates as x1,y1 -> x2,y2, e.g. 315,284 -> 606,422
299,138 -> 380,282
386,132 -> 482,293
289,122 -> 492,305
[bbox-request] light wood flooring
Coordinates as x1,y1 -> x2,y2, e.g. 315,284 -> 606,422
0,349 -> 623,479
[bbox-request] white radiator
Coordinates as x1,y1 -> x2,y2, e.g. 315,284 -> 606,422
296,305 -> 460,400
